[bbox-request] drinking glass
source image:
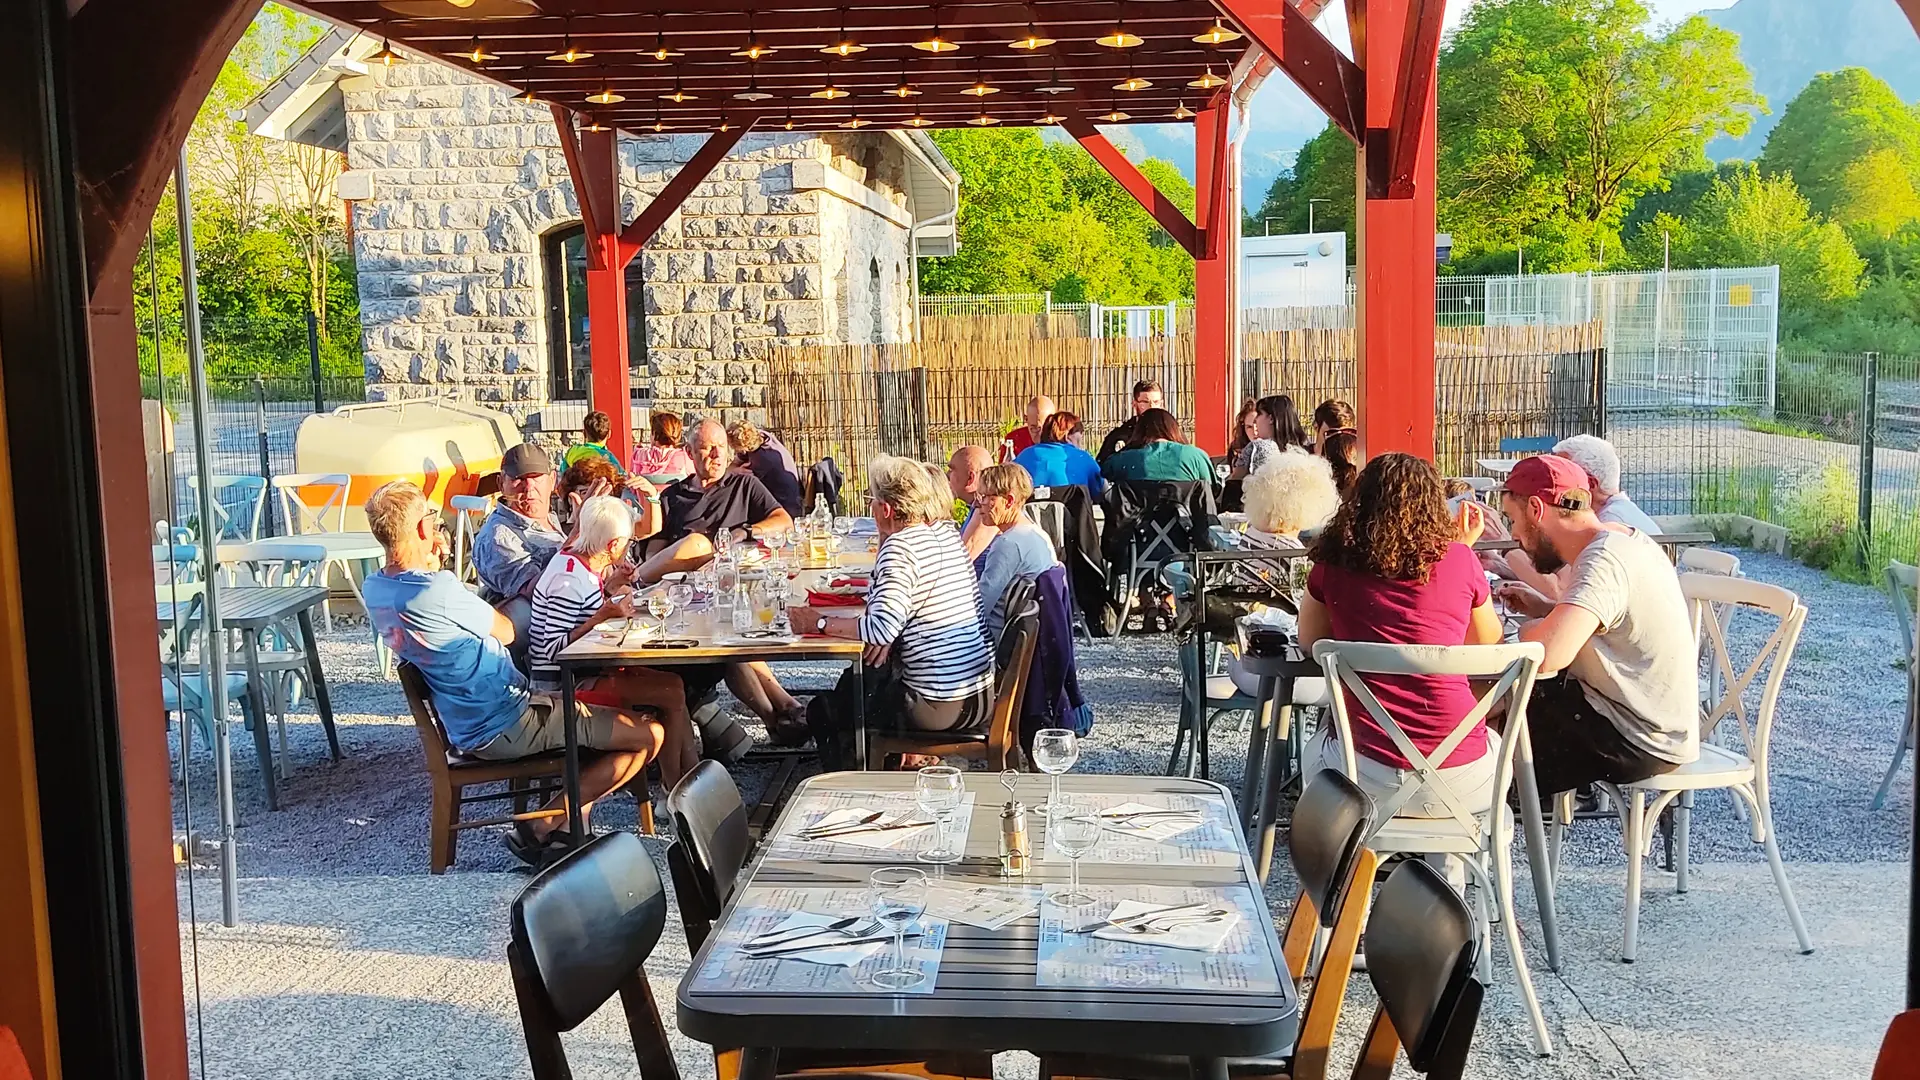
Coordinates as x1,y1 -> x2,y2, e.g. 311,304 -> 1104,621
914,765 -> 966,865
691,565 -> 717,609
667,581 -> 693,633
1030,728 -> 1079,815
1048,804 -> 1101,910
646,588 -> 673,631
832,515 -> 855,566
867,867 -> 929,990
751,576 -> 779,629
1214,462 -> 1232,483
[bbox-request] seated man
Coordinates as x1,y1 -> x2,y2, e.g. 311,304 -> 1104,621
946,444 -> 992,546
1505,433 -> 1661,599
728,420 -> 804,516
635,418 -> 793,580
1494,455 -> 1698,797
998,394 -> 1055,463
362,480 -> 664,866
472,443 -> 567,644
1097,379 -> 1164,461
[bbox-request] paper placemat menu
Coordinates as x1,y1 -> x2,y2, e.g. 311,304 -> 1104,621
690,886 -> 950,996
763,789 -> 977,862
1034,884 -> 1282,993
1040,791 -> 1242,867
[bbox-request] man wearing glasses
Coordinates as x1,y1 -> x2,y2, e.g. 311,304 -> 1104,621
1096,379 -> 1166,462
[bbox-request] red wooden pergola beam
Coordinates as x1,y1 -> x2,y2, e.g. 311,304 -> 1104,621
1212,0 -> 1364,144
619,119 -> 755,257
549,104 -> 609,270
1383,0 -> 1444,199
1197,92 -> 1232,259
1902,0 -> 1920,37
317,0 -> 1229,36
70,0 -> 262,291
1059,118 -> 1201,257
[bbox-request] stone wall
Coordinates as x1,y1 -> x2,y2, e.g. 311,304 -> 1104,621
340,58 -> 919,425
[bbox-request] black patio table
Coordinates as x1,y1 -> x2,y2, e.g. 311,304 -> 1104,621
676,771 -> 1300,1080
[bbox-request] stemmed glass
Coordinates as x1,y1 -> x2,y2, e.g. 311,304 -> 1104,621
647,588 -> 673,632
914,765 -> 966,867
868,866 -> 929,990
1048,804 -> 1101,910
832,515 -> 855,566
667,581 -> 693,633
1031,728 -> 1079,815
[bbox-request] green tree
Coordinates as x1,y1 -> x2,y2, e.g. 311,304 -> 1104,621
1436,0 -> 1763,271
1629,172 -> 1865,313
1757,68 -> 1920,232
1245,125 -> 1355,259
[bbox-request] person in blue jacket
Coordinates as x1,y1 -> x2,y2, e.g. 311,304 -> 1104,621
1014,411 -> 1104,498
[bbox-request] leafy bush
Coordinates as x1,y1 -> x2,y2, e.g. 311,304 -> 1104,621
1773,358 -> 1864,438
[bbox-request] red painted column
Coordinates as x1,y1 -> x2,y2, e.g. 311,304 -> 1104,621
1192,100 -> 1233,454
1355,0 -> 1439,459
583,232 -> 633,466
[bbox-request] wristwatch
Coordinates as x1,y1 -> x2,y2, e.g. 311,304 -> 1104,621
816,615 -> 829,633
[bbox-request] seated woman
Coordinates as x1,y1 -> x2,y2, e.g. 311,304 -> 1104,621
1320,428 -> 1362,497
1227,399 -> 1258,471
525,495 -> 700,790
970,464 -> 1060,642
1234,395 -> 1312,479
792,455 -> 996,770
629,410 -> 694,483
1297,453 -> 1502,831
1015,411 -> 1104,498
1099,408 -> 1215,484
728,420 -> 805,516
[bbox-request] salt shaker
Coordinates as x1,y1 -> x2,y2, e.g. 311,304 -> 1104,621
998,769 -> 1030,877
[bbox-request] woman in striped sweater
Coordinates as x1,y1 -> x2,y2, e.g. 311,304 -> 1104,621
792,455 -> 996,769
526,495 -> 700,787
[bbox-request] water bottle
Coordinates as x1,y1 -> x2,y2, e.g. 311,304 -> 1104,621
731,577 -> 752,632
810,494 -> 832,535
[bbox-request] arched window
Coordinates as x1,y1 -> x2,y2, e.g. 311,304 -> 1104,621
868,258 -> 884,344
543,223 -> 649,402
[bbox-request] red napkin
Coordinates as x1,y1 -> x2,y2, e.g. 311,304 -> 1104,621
830,576 -> 870,589
806,591 -> 866,608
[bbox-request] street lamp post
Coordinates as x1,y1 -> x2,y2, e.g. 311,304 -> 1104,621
1308,198 -> 1330,234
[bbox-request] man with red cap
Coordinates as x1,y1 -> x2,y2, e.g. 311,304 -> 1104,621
1494,455 -> 1698,795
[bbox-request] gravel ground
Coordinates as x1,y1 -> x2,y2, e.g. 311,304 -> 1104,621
170,545 -> 1916,1078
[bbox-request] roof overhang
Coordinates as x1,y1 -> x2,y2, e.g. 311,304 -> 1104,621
892,129 -> 960,256
243,26 -> 379,149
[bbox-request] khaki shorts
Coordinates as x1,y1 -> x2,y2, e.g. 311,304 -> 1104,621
468,696 -> 626,761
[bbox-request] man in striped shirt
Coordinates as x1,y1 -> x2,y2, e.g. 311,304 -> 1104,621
792,455 -> 995,769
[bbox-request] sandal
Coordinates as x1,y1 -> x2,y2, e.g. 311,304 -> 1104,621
765,704 -> 812,747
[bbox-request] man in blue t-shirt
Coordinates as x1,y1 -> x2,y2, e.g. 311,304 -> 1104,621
362,480 -> 667,865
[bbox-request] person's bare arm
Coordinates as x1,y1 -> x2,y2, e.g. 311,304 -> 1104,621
1297,592 -> 1332,647
1517,603 -> 1602,674
490,608 -> 516,645
749,508 -> 793,539
961,515 -> 1001,561
1465,597 -> 1503,645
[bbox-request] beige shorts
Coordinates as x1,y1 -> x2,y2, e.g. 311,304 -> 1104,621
468,695 -> 626,760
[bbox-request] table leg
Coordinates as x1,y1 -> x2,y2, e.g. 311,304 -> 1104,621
739,1047 -> 781,1080
296,609 -> 341,760
1254,680 -> 1295,882
560,665 -> 585,846
242,629 -> 281,811
852,662 -> 868,770
1189,1057 -> 1229,1080
1512,735 -> 1563,973
1239,676 -> 1276,829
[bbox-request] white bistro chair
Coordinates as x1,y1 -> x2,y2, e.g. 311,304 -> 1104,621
1312,638 -> 1553,1056
1557,572 -> 1814,963
187,474 -> 268,543
1874,560 -> 1918,810
269,473 -> 367,632
449,493 -> 494,585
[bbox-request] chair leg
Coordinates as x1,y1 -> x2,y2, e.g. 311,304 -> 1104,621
1622,789 -> 1647,963
1487,847 -> 1553,1056
430,780 -> 458,874
639,779 -> 657,836
1873,717 -> 1913,810
1674,790 -> 1692,894
1753,791 -> 1814,955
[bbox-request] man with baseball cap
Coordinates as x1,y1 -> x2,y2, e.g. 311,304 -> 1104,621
473,443 -> 568,648
1494,454 -> 1698,795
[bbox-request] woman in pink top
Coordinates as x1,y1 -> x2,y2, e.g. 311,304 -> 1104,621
1298,452 -> 1503,821
629,411 -> 694,480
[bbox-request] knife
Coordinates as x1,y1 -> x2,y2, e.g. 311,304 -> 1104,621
806,818 -> 932,840
743,931 -> 921,959
800,811 -> 882,838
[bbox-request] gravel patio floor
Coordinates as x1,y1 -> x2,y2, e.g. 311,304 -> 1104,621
172,546 -> 1915,1078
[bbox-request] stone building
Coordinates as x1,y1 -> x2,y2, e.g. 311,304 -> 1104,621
245,28 -> 959,428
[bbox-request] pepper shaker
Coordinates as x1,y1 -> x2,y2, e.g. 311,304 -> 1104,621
998,768 -> 1030,877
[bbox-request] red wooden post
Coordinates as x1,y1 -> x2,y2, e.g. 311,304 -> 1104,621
1192,98 -> 1233,454
584,232 -> 633,465
1354,0 -> 1439,459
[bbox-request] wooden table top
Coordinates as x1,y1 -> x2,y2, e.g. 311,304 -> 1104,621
157,585 -> 330,630
555,568 -> 866,668
676,771 -> 1300,1060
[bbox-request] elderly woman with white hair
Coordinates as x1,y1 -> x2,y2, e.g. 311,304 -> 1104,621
791,454 -> 996,769
1503,434 -> 1662,600
527,494 -> 701,790
1242,450 -> 1342,549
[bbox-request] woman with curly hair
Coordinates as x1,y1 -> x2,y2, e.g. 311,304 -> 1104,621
1298,452 -> 1501,826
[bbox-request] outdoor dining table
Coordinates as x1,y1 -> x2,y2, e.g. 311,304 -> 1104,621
551,565 -> 871,846
155,584 -> 341,810
675,770 -> 1300,1080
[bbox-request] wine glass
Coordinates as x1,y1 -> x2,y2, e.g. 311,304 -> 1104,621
914,765 -> 966,866
667,581 -> 693,633
647,588 -> 673,632
1031,728 -> 1079,815
832,515 -> 856,565
868,866 -> 929,990
1048,803 -> 1101,910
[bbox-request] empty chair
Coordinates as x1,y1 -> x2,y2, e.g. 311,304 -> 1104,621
1313,638 -> 1552,1055
1569,572 -> 1813,962
1349,861 -> 1486,1080
157,581 -> 274,790
187,474 -> 267,543
1497,435 -> 1557,454
1677,547 -> 1741,576
508,831 -> 937,1080
272,472 -> 351,535
1875,560 -> 1918,810
1039,772 -> 1378,1080
449,493 -> 494,584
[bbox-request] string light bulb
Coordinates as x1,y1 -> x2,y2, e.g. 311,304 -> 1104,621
547,22 -> 593,63
369,38 -> 402,66
809,85 -> 850,99
464,37 -> 497,64
1188,66 -> 1227,89
732,41 -> 777,59
968,113 -> 1000,126
1114,75 -> 1152,91
1008,23 -> 1055,50
660,79 -> 697,102
904,115 -> 932,127
513,87 -> 541,103
1036,111 -> 1063,124
718,120 -> 736,131
1034,70 -> 1074,94
651,110 -> 672,132
840,115 -> 871,128
913,20 -> 960,53
583,116 -> 609,132
961,79 -> 1000,97
1171,101 -> 1196,119
586,78 -> 625,105
889,79 -> 922,98
734,76 -> 774,101
1192,19 -> 1242,44
822,12 -> 866,56
646,31 -> 682,61
783,113 -> 798,131
1096,20 -> 1143,48
1100,107 -> 1131,121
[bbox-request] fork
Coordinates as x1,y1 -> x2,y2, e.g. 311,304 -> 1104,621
1119,910 -> 1231,934
743,919 -> 883,952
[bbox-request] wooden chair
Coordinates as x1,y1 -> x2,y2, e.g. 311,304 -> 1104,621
1350,861 -> 1486,1080
870,586 -> 1040,771
397,662 -> 651,874
1040,771 -> 1379,1080
665,762 -> 992,1080
508,831 -> 938,1080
